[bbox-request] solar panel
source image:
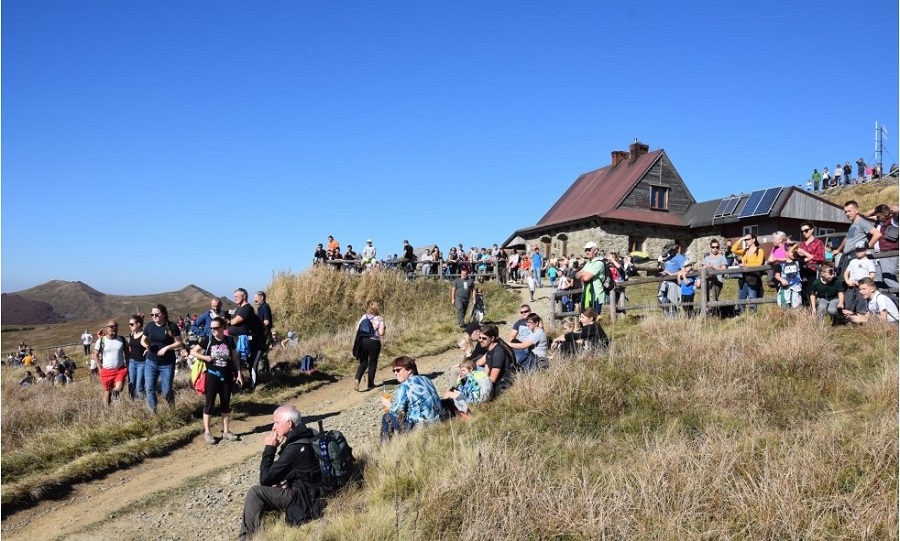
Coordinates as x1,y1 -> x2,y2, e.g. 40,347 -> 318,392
713,196 -> 742,218
753,187 -> 782,216
722,197 -> 740,216
738,190 -> 766,218
713,199 -> 730,217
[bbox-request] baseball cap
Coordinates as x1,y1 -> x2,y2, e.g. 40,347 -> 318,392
854,241 -> 867,250
366,239 -> 372,243
584,241 -> 598,250
663,242 -> 677,252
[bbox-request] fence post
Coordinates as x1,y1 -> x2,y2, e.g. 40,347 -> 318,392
549,289 -> 557,326
700,266 -> 708,318
609,288 -> 617,322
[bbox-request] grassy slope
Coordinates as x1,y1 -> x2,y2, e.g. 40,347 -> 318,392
0,268 -> 521,506
275,310 -> 898,541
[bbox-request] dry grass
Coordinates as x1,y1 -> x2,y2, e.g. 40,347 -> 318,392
273,309 -> 898,541
267,267 -> 520,376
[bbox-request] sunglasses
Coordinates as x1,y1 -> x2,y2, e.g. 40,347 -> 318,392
392,368 -> 403,373
710,246 -> 720,249
478,336 -> 491,341
151,313 -> 162,317
801,228 -> 812,233
520,310 -> 530,314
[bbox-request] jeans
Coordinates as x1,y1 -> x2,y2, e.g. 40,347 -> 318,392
876,256 -> 899,291
145,360 -> 175,412
533,267 -> 542,287
380,412 -> 412,442
816,298 -> 841,322
128,359 -> 146,399
738,278 -> 759,313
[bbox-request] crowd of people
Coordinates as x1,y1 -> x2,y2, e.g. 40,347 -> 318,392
806,160 -> 895,192
650,200 -> 898,323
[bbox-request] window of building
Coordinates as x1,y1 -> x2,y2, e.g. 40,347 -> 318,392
628,235 -> 645,253
742,225 -> 758,237
816,227 -> 835,236
650,186 -> 669,210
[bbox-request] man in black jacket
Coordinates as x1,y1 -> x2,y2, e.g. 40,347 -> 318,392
240,405 -> 322,538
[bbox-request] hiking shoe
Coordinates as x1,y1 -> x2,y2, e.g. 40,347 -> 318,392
222,431 -> 239,442
353,379 -> 360,391
203,432 -> 216,445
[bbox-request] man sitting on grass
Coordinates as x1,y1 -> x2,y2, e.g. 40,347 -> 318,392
240,405 -> 322,539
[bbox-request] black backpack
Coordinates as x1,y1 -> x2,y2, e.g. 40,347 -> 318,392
599,260 -> 615,292
297,420 -> 356,495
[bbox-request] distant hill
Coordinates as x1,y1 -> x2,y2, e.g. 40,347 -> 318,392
3,280 -> 236,324
0,294 -> 66,325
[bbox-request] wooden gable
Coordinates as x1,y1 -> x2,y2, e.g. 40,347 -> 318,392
618,151 -> 695,214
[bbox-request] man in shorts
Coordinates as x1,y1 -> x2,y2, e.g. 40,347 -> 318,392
93,320 -> 129,406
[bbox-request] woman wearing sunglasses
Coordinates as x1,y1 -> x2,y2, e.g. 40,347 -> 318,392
141,304 -> 183,413
379,356 -> 441,442
192,316 -> 243,444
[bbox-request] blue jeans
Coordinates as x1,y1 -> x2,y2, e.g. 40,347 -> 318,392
533,267 -> 542,287
145,360 -> 175,412
380,412 -> 412,442
738,278 -> 759,313
128,359 -> 146,399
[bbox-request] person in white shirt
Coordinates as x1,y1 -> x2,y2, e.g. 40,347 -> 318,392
847,278 -> 899,324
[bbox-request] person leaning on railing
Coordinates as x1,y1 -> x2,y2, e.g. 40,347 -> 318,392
731,234 -> 765,315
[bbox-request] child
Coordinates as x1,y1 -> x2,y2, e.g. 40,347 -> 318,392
526,273 -> 536,302
843,243 -> 876,316
775,248 -> 803,309
550,317 -> 579,358
677,262 -> 696,318
471,288 -> 485,323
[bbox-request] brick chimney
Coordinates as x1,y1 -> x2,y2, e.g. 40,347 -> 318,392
629,139 -> 649,163
611,150 -> 629,167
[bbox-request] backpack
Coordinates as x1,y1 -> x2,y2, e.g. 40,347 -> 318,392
599,260 -> 615,292
297,420 -> 356,495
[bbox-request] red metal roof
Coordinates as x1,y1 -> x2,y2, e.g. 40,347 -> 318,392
536,149 -> 682,227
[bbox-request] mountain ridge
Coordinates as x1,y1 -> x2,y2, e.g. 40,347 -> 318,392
3,280 -> 235,325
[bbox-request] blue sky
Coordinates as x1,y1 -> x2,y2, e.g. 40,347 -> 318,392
3,0 -> 897,297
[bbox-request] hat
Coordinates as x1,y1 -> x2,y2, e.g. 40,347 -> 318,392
663,242 -> 677,252
682,260 -> 695,268
366,239 -> 372,243
287,330 -> 297,338
854,241 -> 867,250
464,322 -> 481,335
584,241 -> 598,250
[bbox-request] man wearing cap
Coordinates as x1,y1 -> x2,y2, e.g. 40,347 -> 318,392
576,242 -> 607,314
361,239 -> 377,271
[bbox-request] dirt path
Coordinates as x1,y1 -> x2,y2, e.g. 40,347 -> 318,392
0,285 -> 547,541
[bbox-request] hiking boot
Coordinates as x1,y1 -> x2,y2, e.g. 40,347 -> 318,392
353,379 -> 360,391
222,431 -> 239,442
203,432 -> 216,445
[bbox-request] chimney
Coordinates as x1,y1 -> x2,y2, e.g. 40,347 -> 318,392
611,150 -> 629,167
629,139 -> 649,163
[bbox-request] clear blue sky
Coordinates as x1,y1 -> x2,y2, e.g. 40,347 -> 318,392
3,0 -> 897,298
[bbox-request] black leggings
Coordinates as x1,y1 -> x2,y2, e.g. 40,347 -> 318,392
204,371 -> 233,415
354,338 -> 381,388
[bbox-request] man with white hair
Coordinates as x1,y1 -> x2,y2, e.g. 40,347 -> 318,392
240,405 -> 322,538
